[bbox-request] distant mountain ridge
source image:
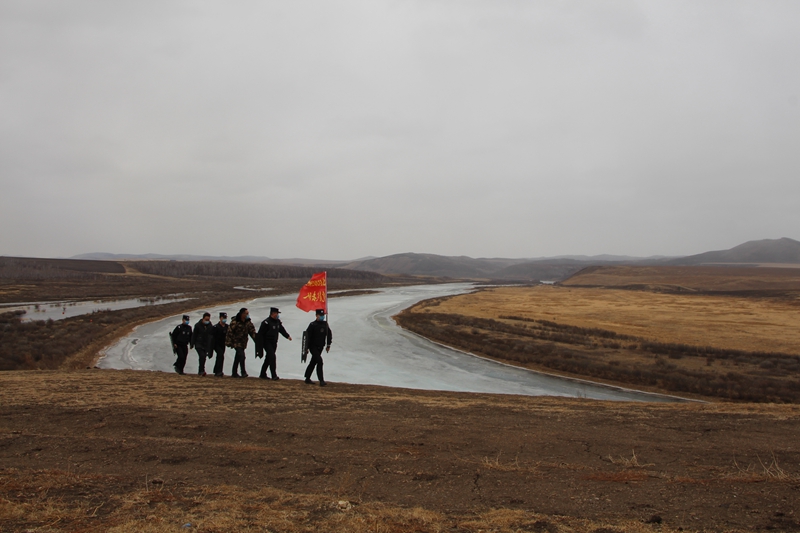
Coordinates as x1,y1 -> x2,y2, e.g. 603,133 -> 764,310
342,253 -> 526,278
667,238 -> 800,266
342,253 -> 635,281
70,238 -> 800,281
341,239 -> 800,279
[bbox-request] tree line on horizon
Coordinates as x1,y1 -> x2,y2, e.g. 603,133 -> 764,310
0,257 -> 124,279
126,260 -> 385,280
0,256 -> 387,281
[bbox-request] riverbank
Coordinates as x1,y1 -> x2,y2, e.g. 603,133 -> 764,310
395,286 -> 800,402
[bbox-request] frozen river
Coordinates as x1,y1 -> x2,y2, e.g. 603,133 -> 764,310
99,284 -> 686,402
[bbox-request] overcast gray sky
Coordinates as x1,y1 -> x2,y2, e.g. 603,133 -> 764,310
2,1 -> 799,260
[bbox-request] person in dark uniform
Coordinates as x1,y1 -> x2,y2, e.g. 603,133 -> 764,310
226,307 -> 256,378
257,307 -> 292,380
191,312 -> 215,376
170,314 -> 193,375
212,312 -> 228,377
304,309 -> 332,386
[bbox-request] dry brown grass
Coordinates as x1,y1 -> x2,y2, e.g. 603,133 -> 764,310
0,468 -> 696,533
562,265 -> 800,292
397,286 -> 800,400
434,286 -> 800,355
724,452 -> 800,483
605,450 -> 654,469
2,371 -> 799,532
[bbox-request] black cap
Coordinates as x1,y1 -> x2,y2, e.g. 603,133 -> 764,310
270,307 -> 280,314
182,314 -> 190,320
315,309 -> 325,315
219,312 -> 227,318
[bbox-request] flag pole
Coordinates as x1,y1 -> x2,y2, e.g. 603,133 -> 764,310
324,271 -> 329,343
297,272 -> 325,363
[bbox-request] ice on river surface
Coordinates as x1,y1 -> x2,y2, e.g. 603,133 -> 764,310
98,284 -> 686,402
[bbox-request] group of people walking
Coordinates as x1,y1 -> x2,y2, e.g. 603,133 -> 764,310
170,306 -> 332,386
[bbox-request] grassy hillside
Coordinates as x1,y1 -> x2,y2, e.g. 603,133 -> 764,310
562,264 -> 800,293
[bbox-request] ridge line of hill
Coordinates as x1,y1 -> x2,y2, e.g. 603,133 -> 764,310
22,236 -> 800,282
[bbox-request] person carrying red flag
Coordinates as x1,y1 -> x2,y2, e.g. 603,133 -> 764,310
296,272 -> 332,386
303,309 -> 332,386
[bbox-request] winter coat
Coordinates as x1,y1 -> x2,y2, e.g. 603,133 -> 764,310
305,320 -> 332,350
192,320 -> 215,352
171,323 -> 192,347
212,322 -> 228,351
226,316 -> 256,349
257,316 -> 290,347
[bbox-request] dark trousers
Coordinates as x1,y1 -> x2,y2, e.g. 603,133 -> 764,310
232,347 -> 247,377
212,347 -> 225,375
195,347 -> 210,374
174,344 -> 189,374
304,347 -> 324,382
260,342 -> 278,378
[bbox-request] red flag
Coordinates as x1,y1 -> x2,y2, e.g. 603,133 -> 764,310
296,271 -> 327,313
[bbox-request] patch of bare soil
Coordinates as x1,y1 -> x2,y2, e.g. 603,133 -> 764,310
1,371 -> 799,532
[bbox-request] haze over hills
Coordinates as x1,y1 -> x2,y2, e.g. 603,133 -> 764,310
525,254 -> 674,262
342,239 -> 800,279
341,253 -> 527,279
66,238 -> 800,281
341,253 -> 630,281
666,237 -> 800,266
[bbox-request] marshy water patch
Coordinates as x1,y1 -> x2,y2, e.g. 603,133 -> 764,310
1,296 -> 192,322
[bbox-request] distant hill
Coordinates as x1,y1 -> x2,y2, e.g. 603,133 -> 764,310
343,253 -> 628,281
125,261 -> 385,281
492,259 -> 600,282
342,241 -> 800,281
0,256 -> 125,279
67,238 -> 800,281
667,238 -> 800,266
526,254 -> 672,262
342,253 -> 523,278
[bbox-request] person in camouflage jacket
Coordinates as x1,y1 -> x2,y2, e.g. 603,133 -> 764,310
226,308 -> 256,377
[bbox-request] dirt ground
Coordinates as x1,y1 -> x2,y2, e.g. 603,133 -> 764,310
1,370 -> 799,532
